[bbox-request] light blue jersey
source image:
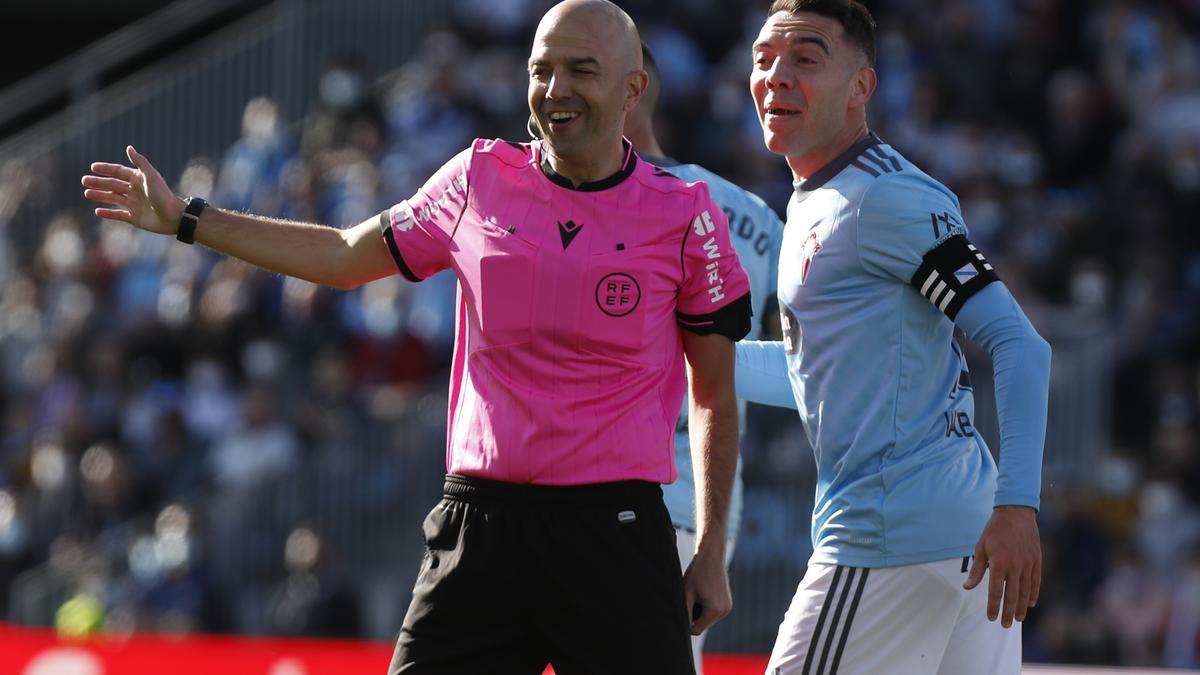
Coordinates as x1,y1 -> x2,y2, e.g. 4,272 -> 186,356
762,133 -> 1048,568
649,157 -> 784,537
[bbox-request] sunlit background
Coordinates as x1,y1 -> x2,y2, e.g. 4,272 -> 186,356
1,0 -> 1198,671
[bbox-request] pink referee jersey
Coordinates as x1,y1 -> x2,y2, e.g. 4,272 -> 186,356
380,138 -> 751,485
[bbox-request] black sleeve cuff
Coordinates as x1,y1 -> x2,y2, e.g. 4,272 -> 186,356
910,234 -> 998,320
379,210 -> 424,283
676,291 -> 752,341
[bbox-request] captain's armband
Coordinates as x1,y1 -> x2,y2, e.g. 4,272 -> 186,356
910,234 -> 999,320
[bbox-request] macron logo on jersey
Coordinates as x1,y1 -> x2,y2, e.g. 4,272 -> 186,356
693,211 -> 726,303
558,220 -> 584,250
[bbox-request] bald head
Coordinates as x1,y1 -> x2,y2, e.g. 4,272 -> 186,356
536,0 -> 643,73
527,0 -> 649,180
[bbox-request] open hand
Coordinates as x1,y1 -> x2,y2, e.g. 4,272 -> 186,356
81,145 -> 183,234
963,505 -> 1041,628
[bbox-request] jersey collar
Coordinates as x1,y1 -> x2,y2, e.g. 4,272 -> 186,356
538,139 -> 638,192
796,131 -> 883,192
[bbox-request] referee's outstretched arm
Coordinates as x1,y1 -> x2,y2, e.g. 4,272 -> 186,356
83,145 -> 396,291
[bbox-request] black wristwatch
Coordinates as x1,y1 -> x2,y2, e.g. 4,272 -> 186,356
176,197 -> 207,244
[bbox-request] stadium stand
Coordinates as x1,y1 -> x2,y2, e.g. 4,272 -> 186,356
1,0 -> 1199,668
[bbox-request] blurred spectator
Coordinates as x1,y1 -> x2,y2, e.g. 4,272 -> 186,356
216,97 -> 294,216
206,386 -> 299,494
134,408 -> 207,506
180,357 -> 240,445
1097,543 -> 1170,666
0,487 -> 35,615
113,503 -> 222,634
1165,549 -> 1200,668
76,441 -> 137,555
265,524 -> 360,638
301,58 -> 387,182
25,431 -> 79,557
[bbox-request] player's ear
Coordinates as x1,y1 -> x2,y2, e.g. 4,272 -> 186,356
623,69 -> 649,112
849,65 -> 876,109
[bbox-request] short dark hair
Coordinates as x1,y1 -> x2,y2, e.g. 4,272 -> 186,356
640,41 -> 662,113
767,0 -> 877,67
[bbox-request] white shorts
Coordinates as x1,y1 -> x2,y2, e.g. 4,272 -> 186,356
767,557 -> 1021,675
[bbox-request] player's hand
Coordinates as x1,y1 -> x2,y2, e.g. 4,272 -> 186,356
82,145 -> 185,235
683,545 -> 732,635
963,505 -> 1041,628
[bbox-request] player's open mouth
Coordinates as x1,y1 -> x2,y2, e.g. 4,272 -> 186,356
765,107 -> 800,116
546,111 -> 582,129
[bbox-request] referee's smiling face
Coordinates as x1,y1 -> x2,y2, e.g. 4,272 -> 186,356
527,6 -> 641,165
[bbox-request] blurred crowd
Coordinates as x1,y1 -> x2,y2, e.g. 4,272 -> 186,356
1,0 -> 1199,666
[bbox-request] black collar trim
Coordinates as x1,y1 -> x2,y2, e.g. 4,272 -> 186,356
797,131 -> 883,192
539,139 -> 638,192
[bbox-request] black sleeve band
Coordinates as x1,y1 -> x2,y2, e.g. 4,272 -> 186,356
378,210 -> 423,283
676,291 -> 753,340
910,234 -> 998,320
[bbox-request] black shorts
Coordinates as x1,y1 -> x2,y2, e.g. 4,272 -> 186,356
388,474 -> 696,675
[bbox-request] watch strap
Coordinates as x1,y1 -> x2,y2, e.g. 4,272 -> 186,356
176,197 -> 207,244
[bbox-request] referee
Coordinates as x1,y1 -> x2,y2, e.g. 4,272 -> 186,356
81,1 -> 751,673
